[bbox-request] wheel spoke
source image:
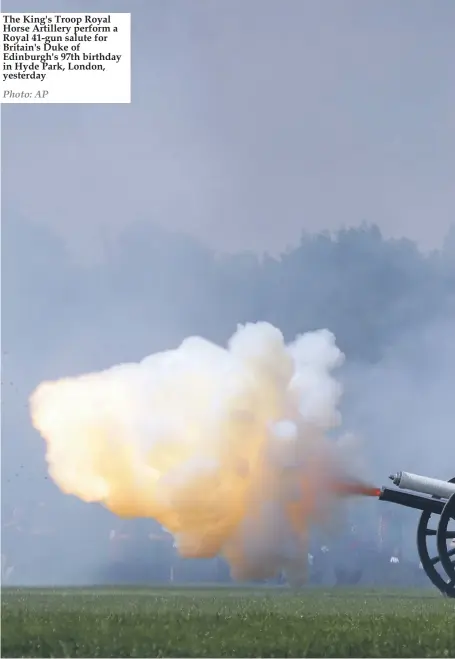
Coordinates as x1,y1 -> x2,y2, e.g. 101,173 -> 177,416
448,548 -> 455,558
426,528 -> 437,536
430,555 -> 441,565
445,531 -> 455,538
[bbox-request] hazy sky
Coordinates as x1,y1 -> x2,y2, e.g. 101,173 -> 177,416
3,0 -> 454,261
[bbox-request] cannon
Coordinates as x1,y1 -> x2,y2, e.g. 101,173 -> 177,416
379,471 -> 455,597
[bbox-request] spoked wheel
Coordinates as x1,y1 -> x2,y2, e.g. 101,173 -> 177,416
437,491 -> 455,598
417,479 -> 455,597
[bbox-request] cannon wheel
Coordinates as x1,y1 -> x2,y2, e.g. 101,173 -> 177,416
436,492 -> 455,598
417,477 -> 455,597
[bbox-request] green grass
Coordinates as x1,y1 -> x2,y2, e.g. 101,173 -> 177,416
2,586 -> 454,657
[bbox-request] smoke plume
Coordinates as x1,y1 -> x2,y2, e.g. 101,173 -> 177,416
30,322 -> 364,584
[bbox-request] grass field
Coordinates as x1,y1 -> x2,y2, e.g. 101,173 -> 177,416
1,586 -> 454,657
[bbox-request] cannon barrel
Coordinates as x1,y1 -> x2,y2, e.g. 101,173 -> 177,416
389,471 -> 455,500
379,486 -> 445,515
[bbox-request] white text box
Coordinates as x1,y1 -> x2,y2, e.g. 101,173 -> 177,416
1,12 -> 131,104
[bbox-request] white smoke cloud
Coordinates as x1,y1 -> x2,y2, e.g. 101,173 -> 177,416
30,322 -> 367,584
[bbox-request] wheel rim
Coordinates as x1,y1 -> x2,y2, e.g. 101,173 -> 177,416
436,491 -> 455,598
417,477 -> 455,597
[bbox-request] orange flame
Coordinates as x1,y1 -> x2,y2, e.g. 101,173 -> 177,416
331,480 -> 381,498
